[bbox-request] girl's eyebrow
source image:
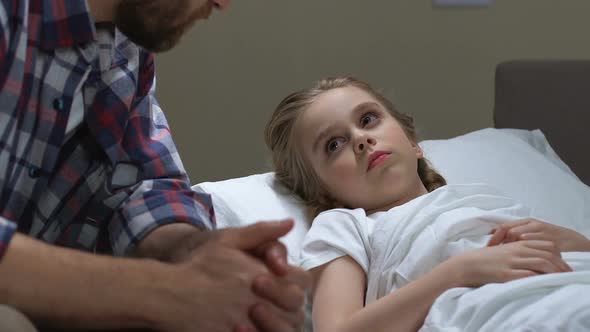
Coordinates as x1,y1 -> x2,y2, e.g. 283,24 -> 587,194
351,101 -> 380,117
311,101 -> 380,153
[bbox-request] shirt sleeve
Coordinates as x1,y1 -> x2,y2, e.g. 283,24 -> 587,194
0,217 -> 17,261
107,51 -> 215,256
299,209 -> 371,273
0,5 -> 18,260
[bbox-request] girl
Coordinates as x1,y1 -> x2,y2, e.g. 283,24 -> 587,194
264,77 -> 590,332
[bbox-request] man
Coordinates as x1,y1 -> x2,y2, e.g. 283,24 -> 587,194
0,0 -> 310,331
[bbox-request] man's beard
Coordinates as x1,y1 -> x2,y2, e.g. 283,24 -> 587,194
114,0 -> 212,53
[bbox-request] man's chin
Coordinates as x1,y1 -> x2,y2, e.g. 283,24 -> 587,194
142,39 -> 178,53
114,0 -> 188,53
124,32 -> 182,53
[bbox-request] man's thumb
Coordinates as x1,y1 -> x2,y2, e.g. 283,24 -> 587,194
222,219 -> 294,250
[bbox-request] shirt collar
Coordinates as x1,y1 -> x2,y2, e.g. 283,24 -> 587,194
40,0 -> 97,50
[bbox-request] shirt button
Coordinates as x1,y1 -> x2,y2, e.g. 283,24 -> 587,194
28,165 -> 42,178
53,97 -> 65,111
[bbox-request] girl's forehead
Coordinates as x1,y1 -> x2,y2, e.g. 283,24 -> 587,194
305,89 -> 387,124
311,86 -> 378,109
301,89 -> 378,127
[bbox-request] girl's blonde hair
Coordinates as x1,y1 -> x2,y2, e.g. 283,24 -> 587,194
265,77 -> 446,217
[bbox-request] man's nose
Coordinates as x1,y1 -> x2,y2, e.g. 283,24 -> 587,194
211,0 -> 231,10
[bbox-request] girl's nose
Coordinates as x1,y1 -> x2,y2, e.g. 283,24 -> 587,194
355,136 -> 376,154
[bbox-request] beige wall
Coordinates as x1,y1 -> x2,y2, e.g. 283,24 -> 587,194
155,0 -> 590,183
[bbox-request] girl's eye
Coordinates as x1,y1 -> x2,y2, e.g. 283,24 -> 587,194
360,112 -> 378,127
326,138 -> 345,154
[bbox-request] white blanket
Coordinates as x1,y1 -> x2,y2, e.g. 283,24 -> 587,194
300,184 -> 590,331
423,253 -> 590,331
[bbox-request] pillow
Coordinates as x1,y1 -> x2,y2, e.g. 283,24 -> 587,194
192,128 -> 590,260
489,128 -> 578,178
420,128 -> 590,235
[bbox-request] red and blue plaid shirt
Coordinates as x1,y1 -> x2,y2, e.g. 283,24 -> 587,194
0,0 -> 215,259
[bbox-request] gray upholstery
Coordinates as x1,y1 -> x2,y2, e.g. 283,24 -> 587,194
494,60 -> 590,186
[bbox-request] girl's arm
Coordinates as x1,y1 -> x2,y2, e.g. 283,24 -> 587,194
311,240 -> 571,332
312,255 -> 463,332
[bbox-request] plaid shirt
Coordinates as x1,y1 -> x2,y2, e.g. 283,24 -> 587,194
0,0 -> 215,260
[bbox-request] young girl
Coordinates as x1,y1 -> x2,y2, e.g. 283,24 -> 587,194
264,77 -> 590,332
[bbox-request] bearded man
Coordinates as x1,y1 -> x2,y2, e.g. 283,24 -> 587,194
0,1 -> 310,331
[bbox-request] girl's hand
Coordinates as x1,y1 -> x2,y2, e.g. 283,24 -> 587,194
451,240 -> 572,287
487,218 -> 590,252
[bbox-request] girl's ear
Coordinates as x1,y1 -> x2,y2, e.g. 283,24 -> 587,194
412,142 -> 424,159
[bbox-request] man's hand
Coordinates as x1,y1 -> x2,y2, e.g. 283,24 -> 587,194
245,220 -> 312,332
488,218 -> 590,252
137,220 -> 310,332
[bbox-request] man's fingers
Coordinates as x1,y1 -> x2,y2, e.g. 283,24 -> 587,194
252,274 -> 306,311
253,241 -> 289,276
221,220 -> 294,250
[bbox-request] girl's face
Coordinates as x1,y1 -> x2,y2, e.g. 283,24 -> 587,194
295,86 -> 427,214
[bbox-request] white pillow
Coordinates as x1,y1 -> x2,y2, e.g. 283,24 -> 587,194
485,128 -> 578,178
192,128 -> 590,260
420,128 -> 589,235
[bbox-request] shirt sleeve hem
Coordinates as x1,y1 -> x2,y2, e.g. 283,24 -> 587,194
299,251 -> 347,271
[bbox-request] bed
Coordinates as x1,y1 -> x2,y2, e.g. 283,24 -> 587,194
192,60 -> 590,331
